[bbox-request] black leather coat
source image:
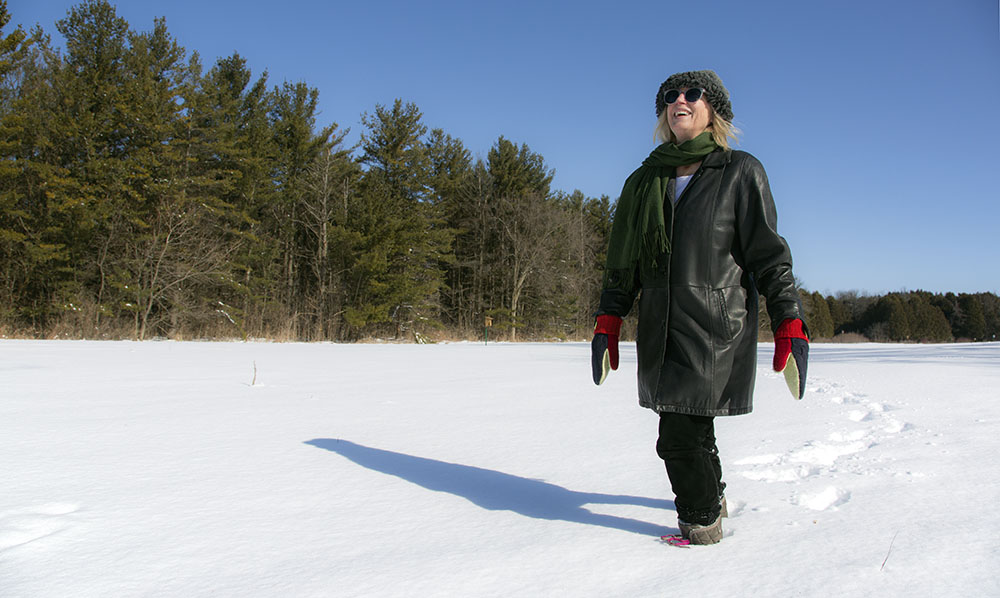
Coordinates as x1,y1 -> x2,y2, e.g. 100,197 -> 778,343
598,148 -> 804,416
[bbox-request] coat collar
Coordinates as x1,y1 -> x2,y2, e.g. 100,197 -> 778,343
701,148 -> 732,169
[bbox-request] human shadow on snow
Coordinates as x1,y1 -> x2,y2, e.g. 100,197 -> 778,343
305,438 -> 674,537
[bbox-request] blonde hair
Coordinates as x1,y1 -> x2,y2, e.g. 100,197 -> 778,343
654,107 -> 740,149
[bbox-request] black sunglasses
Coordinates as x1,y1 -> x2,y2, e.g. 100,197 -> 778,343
662,88 -> 705,105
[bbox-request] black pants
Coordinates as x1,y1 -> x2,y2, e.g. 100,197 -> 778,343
655,412 -> 725,525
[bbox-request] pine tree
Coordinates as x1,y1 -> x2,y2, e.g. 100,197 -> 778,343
885,294 -> 910,341
825,295 -> 848,335
266,81 -> 336,338
907,293 -> 952,342
425,128 -> 473,331
956,294 -> 986,341
808,291 -> 834,338
112,17 -> 196,338
36,0 -> 135,332
349,100 -> 452,339
0,2 -> 50,329
201,53 -> 275,337
979,293 -> 1000,341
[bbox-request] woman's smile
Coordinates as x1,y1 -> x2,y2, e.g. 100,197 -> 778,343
668,90 -> 712,143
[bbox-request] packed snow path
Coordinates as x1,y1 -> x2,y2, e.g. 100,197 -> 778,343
2,340 -> 998,597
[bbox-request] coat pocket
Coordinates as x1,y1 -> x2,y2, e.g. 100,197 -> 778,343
713,286 -> 747,341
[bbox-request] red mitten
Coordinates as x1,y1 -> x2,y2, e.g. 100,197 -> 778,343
773,318 -> 809,399
592,315 -> 622,385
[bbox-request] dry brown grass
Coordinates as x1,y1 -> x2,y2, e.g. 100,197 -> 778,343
827,332 -> 870,343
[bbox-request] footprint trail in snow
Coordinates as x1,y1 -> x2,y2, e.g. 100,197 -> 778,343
729,371 -> 918,518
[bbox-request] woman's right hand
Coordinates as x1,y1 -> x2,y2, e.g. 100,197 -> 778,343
592,315 -> 622,385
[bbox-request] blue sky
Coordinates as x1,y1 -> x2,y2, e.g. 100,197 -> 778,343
10,0 -> 1000,295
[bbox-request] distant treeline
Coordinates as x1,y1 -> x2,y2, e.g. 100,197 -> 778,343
1,3 -> 996,343
791,290 -> 999,343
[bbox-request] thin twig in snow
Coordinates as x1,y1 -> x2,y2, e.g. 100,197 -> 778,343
880,531 -> 899,571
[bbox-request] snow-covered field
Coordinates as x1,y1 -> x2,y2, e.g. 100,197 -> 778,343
2,339 -> 998,597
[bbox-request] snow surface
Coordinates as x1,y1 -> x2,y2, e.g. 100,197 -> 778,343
2,340 -> 999,597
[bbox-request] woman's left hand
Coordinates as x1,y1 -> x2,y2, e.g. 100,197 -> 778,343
773,319 -> 809,399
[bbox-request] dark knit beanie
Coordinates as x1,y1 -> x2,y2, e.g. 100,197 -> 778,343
655,70 -> 733,122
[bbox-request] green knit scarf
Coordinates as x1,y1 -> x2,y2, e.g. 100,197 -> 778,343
603,132 -> 717,292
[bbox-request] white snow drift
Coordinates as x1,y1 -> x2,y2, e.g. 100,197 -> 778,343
2,340 -> 998,597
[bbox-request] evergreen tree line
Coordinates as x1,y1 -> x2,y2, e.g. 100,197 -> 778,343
0,1 -> 611,341
2,3 -> 997,343
794,290 -> 1000,342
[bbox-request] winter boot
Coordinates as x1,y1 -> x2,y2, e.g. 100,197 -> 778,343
721,495 -> 728,518
679,514 -> 724,545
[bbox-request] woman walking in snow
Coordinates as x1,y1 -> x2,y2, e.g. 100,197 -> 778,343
591,70 -> 809,545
